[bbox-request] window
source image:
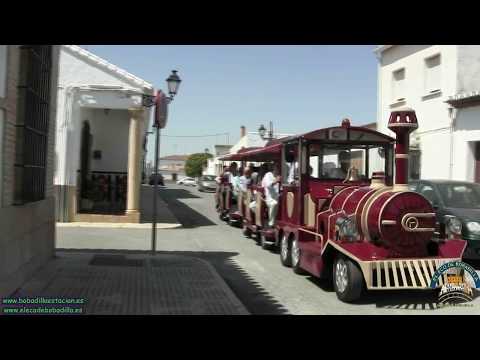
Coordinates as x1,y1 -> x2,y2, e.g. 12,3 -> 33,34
425,54 -> 441,94
392,68 -> 405,102
282,143 -> 299,185
14,45 -> 52,204
437,183 -> 480,209
311,145 -> 367,180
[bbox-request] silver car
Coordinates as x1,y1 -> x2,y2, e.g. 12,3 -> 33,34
198,175 -> 217,192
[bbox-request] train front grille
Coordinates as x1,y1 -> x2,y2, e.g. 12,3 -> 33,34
366,258 -> 460,290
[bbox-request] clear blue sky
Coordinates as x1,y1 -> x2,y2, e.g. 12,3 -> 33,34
84,45 -> 378,162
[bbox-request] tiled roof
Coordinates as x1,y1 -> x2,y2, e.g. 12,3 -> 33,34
159,155 -> 190,161
63,45 -> 154,91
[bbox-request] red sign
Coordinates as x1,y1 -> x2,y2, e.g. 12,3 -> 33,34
154,90 -> 168,129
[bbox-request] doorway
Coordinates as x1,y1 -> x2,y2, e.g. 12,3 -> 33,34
475,142 -> 480,183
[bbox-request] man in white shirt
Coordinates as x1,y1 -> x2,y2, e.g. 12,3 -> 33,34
261,163 -> 281,228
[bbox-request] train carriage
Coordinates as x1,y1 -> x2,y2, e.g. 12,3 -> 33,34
217,109 -> 467,302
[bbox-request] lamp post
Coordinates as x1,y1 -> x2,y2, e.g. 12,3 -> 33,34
143,70 -> 182,255
258,121 -> 274,141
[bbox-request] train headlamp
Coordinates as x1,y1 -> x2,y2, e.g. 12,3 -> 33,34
466,221 -> 480,234
445,215 -> 462,237
336,216 -> 358,240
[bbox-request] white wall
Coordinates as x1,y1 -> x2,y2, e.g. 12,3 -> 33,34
457,46 -> 480,94
452,105 -> 480,182
377,45 -> 458,180
378,45 -> 457,135
86,108 -> 130,173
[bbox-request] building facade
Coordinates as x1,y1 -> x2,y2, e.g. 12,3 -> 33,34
375,45 -> 480,182
54,45 -> 154,222
0,45 -> 60,297
158,155 -> 189,180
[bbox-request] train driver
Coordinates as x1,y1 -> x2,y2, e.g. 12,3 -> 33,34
328,151 -> 351,179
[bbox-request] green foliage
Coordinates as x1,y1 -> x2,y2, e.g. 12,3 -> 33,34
185,153 -> 213,177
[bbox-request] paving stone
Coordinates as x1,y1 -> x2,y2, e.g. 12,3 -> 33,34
4,253 -> 249,315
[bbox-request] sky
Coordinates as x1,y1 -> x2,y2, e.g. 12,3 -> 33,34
84,45 -> 379,162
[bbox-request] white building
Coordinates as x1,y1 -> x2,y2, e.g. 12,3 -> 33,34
375,45 -> 480,182
54,45 -> 155,222
204,126 -> 291,176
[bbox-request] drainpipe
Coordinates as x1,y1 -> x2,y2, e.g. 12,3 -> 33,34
448,106 -> 457,180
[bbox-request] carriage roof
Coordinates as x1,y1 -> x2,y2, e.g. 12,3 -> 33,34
279,125 -> 394,143
220,125 -> 394,162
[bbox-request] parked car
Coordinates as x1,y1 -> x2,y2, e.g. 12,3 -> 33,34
177,177 -> 197,186
198,175 -> 217,192
409,180 -> 480,259
149,174 -> 164,186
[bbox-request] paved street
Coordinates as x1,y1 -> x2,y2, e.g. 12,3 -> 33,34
57,183 -> 480,315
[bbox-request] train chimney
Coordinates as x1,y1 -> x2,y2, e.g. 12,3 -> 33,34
387,108 -> 418,191
240,126 -> 246,138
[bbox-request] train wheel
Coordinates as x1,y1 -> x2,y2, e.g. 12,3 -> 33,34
261,233 -> 271,250
291,236 -> 306,274
243,224 -> 252,238
333,255 -> 364,303
280,234 -> 292,267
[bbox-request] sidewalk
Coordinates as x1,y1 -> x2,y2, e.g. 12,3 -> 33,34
3,252 -> 249,315
57,185 -> 181,229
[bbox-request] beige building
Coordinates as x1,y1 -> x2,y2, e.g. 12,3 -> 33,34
0,45 -> 60,297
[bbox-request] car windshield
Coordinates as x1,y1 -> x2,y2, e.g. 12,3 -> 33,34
437,183 -> 480,209
202,176 -> 215,181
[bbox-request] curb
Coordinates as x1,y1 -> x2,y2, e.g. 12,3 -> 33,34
56,222 -> 182,229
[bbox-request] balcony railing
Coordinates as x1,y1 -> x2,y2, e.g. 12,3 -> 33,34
77,171 -> 127,214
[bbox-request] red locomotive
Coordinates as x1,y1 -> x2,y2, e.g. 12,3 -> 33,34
217,109 -> 467,302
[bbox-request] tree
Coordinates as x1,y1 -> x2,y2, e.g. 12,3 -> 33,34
185,153 -> 213,177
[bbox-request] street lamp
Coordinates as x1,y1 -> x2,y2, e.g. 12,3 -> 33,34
258,121 -> 274,141
143,70 -> 182,255
166,70 -> 182,98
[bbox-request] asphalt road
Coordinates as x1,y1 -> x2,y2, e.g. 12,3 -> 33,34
147,183 -> 480,314
58,183 -> 480,315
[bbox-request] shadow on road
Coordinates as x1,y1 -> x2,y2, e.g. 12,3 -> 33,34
56,249 -> 289,315
142,185 -> 217,228
307,274 -> 479,311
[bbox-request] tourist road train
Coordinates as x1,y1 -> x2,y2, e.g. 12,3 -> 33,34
215,109 -> 466,302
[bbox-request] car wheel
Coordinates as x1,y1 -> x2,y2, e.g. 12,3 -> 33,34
333,255 -> 364,303
291,236 -> 306,274
280,233 -> 292,267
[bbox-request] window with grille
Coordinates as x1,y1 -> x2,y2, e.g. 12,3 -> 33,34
14,45 -> 52,204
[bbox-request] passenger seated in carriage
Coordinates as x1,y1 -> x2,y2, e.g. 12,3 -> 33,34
262,163 -> 281,228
